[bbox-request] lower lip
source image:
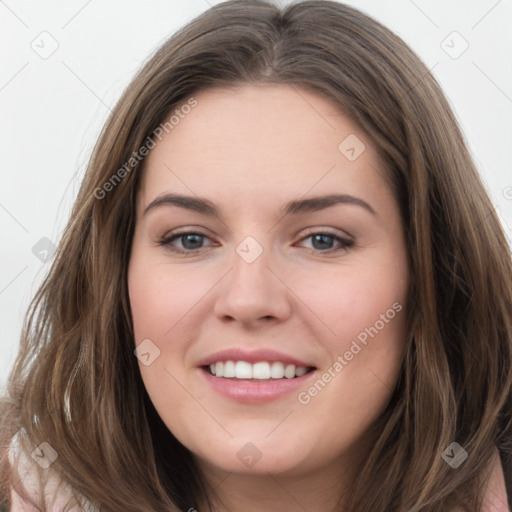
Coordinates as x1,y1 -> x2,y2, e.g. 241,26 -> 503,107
199,367 -> 317,403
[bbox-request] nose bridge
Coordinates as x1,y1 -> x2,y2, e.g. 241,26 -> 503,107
213,234 -> 291,324
234,236 -> 272,287
229,234 -> 276,299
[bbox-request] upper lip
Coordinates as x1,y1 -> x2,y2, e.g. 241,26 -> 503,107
196,348 -> 315,368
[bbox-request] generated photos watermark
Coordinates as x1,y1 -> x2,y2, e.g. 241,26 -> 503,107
93,97 -> 198,200
297,301 -> 403,405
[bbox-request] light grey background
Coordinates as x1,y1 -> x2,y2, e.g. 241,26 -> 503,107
1,0 -> 511,389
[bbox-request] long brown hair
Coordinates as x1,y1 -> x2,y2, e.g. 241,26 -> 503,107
1,1 -> 511,510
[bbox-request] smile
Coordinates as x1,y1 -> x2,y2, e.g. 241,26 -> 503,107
206,360 -> 314,379
200,364 -> 317,403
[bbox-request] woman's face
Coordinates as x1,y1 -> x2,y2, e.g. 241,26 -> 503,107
128,83 -> 409,479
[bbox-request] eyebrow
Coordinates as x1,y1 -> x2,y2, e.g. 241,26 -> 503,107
143,192 -> 377,217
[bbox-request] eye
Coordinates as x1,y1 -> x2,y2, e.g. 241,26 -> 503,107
297,231 -> 354,253
158,231 -> 214,254
158,229 -> 354,255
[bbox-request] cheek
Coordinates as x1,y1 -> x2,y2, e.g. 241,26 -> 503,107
292,256 -> 408,415
127,252 -> 197,408
293,279 -> 406,455
290,263 -> 407,353
128,254 -> 203,342
127,252 -> 202,415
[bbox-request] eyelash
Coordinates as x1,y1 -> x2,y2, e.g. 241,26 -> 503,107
157,230 -> 354,256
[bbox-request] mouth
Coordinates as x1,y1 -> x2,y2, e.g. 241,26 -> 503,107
199,360 -> 318,403
202,360 -> 316,380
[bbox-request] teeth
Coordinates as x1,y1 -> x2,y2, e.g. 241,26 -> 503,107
223,360 -> 236,378
235,361 -> 252,379
270,362 -> 284,379
295,366 -> 308,377
208,360 -> 310,379
284,364 -> 295,379
253,362 -> 271,379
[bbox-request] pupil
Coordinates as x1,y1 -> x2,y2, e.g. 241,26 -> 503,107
312,234 -> 333,250
183,234 -> 203,249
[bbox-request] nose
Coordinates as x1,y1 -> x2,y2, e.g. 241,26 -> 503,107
213,242 -> 293,328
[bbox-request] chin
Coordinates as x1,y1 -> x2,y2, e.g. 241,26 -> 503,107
187,435 -> 315,476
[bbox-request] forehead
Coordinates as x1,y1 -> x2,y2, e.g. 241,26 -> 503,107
137,83 -> 390,213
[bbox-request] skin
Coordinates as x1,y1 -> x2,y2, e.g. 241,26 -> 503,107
128,83 -> 410,511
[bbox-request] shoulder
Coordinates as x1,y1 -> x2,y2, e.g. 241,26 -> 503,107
7,432 -> 97,512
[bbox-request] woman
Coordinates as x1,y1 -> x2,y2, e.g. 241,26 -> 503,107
1,1 -> 511,510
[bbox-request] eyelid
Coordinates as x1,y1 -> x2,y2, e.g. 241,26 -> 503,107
160,226 -> 214,240
300,226 -> 353,241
